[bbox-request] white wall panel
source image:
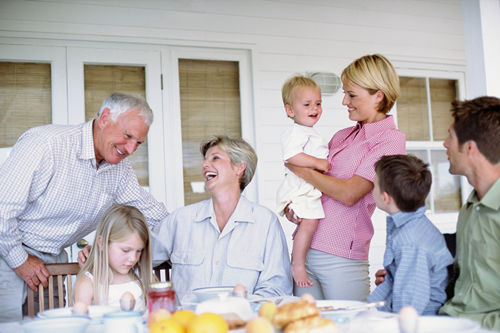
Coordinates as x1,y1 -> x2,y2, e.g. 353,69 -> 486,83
0,0 -> 468,291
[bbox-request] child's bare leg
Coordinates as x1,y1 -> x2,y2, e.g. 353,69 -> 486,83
291,218 -> 318,288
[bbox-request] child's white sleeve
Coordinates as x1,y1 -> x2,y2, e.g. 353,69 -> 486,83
281,126 -> 309,161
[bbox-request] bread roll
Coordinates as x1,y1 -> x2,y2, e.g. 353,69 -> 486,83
284,315 -> 337,333
272,300 -> 320,330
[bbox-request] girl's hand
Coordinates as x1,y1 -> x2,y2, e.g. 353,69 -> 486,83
284,204 -> 302,225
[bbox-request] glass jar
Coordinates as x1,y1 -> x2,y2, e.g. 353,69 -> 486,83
148,282 -> 176,313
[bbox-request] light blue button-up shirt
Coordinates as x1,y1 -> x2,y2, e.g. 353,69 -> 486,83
367,206 -> 454,314
152,195 -> 293,304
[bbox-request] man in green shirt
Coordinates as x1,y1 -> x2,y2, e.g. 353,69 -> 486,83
439,96 -> 500,330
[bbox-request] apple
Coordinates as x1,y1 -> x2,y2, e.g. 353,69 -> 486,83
246,317 -> 274,333
147,308 -> 171,327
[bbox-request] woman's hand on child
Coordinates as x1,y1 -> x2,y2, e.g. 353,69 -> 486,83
316,159 -> 330,173
284,204 -> 303,225
285,163 -> 309,179
77,245 -> 92,267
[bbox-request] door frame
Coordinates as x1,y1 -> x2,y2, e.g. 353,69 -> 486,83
161,46 -> 256,210
66,46 -> 167,204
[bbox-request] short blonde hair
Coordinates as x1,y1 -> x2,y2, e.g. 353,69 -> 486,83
341,54 -> 400,114
282,75 -> 320,106
200,135 -> 257,191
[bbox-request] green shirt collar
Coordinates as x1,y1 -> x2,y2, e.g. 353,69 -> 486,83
466,177 -> 500,210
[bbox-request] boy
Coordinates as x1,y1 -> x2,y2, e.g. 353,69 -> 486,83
276,75 -> 329,287
367,154 -> 453,314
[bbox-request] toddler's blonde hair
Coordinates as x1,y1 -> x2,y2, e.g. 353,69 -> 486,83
282,75 -> 320,106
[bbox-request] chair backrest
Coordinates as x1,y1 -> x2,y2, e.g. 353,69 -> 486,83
26,262 -> 81,317
153,260 -> 171,282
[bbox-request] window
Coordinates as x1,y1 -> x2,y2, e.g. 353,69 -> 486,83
0,62 -> 52,148
179,59 -> 242,205
397,76 -> 463,212
83,64 -> 149,186
0,44 -> 67,166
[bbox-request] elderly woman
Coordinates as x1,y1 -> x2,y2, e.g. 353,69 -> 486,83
286,54 -> 406,300
153,135 -> 292,304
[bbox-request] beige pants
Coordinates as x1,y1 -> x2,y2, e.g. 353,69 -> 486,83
293,249 -> 369,301
0,246 -> 68,322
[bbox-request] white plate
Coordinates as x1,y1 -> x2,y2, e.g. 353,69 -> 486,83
195,296 -> 255,321
418,316 -> 480,332
316,300 -> 373,323
316,299 -> 374,310
22,316 -> 91,333
192,286 -> 234,302
38,305 -> 119,322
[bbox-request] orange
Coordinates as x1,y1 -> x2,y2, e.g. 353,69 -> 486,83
171,309 -> 196,329
187,312 -> 228,333
150,318 -> 185,333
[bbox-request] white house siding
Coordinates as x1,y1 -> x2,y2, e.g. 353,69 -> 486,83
0,0 -> 466,291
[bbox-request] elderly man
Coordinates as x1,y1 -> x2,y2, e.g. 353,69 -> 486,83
438,96 -> 500,330
0,92 -> 168,321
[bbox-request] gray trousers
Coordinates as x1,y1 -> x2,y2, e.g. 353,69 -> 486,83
0,246 -> 68,322
293,248 -> 370,301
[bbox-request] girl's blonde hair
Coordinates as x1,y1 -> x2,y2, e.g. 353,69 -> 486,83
77,204 -> 156,305
341,54 -> 400,114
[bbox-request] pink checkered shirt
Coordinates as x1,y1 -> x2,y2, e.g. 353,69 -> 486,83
310,115 -> 406,260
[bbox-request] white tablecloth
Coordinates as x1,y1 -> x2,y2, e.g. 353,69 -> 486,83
1,307 -> 496,333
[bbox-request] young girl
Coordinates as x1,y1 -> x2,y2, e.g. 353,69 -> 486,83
74,204 -> 155,312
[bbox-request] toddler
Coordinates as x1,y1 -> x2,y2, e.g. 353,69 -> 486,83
276,75 -> 329,287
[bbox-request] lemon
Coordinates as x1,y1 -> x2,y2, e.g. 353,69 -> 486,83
258,301 -> 277,321
187,312 -> 228,333
150,318 -> 185,333
171,309 -> 196,329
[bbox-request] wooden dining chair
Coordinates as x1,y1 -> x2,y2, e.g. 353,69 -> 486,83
153,260 -> 172,282
26,262 -> 81,317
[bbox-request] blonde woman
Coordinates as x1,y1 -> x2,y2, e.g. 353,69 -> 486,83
285,54 -> 406,300
74,204 -> 155,312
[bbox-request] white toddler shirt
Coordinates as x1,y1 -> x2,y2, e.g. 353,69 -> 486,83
276,123 -> 328,219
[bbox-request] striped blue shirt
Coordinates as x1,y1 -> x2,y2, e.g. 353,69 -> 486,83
0,120 -> 168,268
367,206 -> 454,314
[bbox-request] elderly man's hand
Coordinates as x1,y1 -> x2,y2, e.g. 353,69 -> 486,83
13,255 -> 49,291
77,245 -> 92,267
375,269 -> 387,286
